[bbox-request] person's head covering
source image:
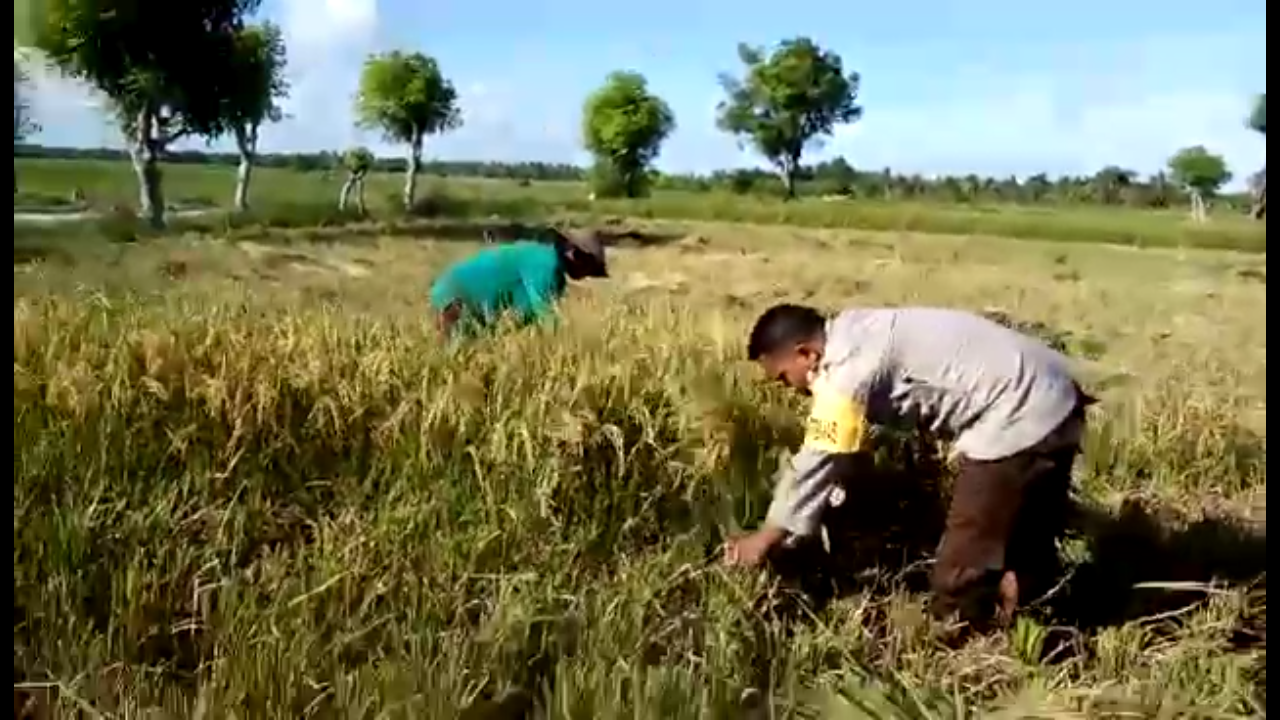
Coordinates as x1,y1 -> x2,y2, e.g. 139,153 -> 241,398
557,228 -> 609,278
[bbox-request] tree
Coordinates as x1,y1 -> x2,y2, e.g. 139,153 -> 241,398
14,0 -> 45,46
1247,93 -> 1265,219
1146,171 -> 1173,209
338,146 -> 374,214
355,51 -> 461,211
581,71 -> 675,198
13,59 -> 39,143
1248,167 -> 1265,220
1167,146 -> 1231,222
1092,166 -> 1136,205
224,22 -> 288,212
812,156 -> 857,196
716,38 -> 862,199
14,56 -> 41,194
1248,92 -> 1266,135
32,0 -> 258,227
1024,173 -> 1052,203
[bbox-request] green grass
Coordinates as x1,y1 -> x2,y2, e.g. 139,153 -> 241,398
13,223 -> 1267,717
14,157 -> 1268,253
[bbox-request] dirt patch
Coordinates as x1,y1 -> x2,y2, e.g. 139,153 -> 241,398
330,258 -> 374,278
236,240 -> 281,261
674,234 -> 711,252
625,271 -> 689,292
594,227 -> 688,248
261,252 -> 325,273
161,259 -> 191,279
237,241 -> 375,279
481,221 -> 564,245
13,245 -> 75,267
1236,266 -> 1266,284
981,308 -> 1106,359
698,250 -> 768,263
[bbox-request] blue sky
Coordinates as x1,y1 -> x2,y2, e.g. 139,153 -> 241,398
23,0 -> 1267,184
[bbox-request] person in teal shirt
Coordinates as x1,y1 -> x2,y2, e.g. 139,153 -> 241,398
429,228 -> 609,339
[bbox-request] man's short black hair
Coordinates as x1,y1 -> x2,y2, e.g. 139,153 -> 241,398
747,304 -> 827,360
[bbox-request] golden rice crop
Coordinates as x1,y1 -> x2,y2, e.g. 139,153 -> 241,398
13,228 -> 1267,718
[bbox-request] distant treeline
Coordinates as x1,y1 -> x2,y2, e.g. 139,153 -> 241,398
16,143 -> 586,180
15,143 -> 1253,209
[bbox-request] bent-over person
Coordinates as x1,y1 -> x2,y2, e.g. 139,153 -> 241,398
429,229 -> 608,340
725,304 -> 1094,628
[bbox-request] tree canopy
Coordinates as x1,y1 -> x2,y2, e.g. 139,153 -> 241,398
716,37 -> 862,198
355,51 -> 461,146
223,22 -> 288,210
13,0 -> 45,47
1248,93 -> 1265,135
14,58 -> 40,143
13,56 -> 41,193
1167,145 -> 1232,197
33,0 -> 259,143
581,70 -> 675,198
1168,145 -> 1232,221
344,146 -> 375,175
224,22 -> 288,145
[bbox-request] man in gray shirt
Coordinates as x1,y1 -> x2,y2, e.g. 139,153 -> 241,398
724,303 -> 1094,629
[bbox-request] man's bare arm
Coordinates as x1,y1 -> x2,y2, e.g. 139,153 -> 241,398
724,376 -> 871,566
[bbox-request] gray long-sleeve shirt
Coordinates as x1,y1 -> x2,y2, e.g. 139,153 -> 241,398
765,307 -> 1083,538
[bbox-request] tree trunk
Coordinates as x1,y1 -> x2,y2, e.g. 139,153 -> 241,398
234,156 -> 253,212
128,110 -> 165,229
233,125 -> 258,212
1189,190 -> 1207,223
339,172 -> 368,215
1251,170 -> 1266,219
339,173 -> 356,212
403,133 -> 423,211
783,159 -> 797,200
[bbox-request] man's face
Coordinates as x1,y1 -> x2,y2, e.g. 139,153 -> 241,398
757,343 -> 823,395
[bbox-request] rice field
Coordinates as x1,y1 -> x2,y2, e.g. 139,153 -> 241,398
12,218 -> 1267,717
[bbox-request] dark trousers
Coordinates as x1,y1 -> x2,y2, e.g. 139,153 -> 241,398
930,391 -> 1094,627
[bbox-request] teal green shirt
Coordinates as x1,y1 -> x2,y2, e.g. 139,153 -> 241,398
429,241 -> 568,334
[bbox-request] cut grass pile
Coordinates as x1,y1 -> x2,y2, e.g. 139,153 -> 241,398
13,225 -> 1267,717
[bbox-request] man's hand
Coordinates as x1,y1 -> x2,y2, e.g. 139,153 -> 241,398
722,526 -> 788,568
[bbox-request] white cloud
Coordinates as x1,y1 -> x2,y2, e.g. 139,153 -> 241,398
421,80 -> 585,165
16,48 -> 120,147
17,52 -> 103,112
260,0 -> 380,152
813,28 -> 1265,187
822,84 -> 1262,189
280,0 -> 376,52
14,0 -> 385,152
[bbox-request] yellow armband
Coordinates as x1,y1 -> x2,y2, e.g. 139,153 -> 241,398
802,378 -> 867,454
